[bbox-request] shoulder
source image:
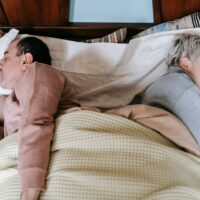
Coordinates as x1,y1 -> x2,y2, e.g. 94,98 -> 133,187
34,62 -> 66,80
142,72 -> 195,107
14,62 -> 67,98
147,72 -> 194,93
22,62 -> 67,85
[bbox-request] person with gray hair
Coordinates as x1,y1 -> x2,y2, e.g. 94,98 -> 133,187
141,33 -> 200,146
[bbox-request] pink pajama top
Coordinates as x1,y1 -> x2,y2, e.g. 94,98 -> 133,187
0,62 -> 80,191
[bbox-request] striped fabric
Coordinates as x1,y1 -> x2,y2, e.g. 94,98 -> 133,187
191,12 -> 200,27
1,110 -> 200,199
85,28 -> 127,43
133,11 -> 200,39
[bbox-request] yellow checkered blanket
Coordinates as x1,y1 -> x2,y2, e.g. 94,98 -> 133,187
1,110 -> 200,199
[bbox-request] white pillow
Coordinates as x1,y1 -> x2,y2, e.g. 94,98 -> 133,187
19,28 -> 200,108
0,29 -> 19,59
0,29 -> 18,95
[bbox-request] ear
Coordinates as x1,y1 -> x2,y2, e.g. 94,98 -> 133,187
179,57 -> 192,71
20,53 -> 33,71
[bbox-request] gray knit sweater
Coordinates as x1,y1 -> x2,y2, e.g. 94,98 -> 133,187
142,66 -> 200,145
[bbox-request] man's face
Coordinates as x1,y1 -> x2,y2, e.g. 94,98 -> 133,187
0,40 -> 24,89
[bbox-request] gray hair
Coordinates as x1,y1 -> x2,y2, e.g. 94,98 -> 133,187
166,33 -> 200,68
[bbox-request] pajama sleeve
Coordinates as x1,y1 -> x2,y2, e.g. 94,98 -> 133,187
15,62 -> 79,191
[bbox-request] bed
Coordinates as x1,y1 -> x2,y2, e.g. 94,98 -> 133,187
1,0 -> 200,199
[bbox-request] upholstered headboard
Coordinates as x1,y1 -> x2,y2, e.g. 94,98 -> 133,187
0,0 -> 200,40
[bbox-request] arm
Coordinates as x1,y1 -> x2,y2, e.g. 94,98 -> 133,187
15,63 -> 78,197
21,189 -> 40,200
142,73 -> 200,145
171,85 -> 200,145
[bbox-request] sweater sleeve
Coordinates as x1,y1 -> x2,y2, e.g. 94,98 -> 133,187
15,62 -> 78,191
171,85 -> 200,145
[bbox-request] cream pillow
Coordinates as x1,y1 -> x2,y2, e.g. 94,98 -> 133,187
19,27 -> 200,108
19,34 -> 127,108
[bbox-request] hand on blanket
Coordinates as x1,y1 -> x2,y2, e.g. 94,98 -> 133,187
21,189 -> 40,200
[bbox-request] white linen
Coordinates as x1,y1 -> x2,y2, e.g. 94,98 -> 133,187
0,86 -> 12,95
0,29 -> 18,59
19,28 -> 200,108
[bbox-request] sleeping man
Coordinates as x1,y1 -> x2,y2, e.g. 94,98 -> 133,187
142,33 -> 200,146
0,37 -> 80,200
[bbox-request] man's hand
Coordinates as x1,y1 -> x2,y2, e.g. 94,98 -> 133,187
21,189 -> 40,200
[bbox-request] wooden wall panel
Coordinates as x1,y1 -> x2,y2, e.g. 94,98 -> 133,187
1,0 -> 68,26
0,2 -> 8,25
152,0 -> 162,24
160,0 -> 200,22
1,0 -> 200,39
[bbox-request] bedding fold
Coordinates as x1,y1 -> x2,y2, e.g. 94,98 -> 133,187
106,104 -> 200,157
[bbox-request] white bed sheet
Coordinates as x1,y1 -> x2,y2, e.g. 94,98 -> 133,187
18,27 -> 200,108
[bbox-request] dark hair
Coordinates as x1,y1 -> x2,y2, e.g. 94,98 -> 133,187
16,37 -> 52,65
